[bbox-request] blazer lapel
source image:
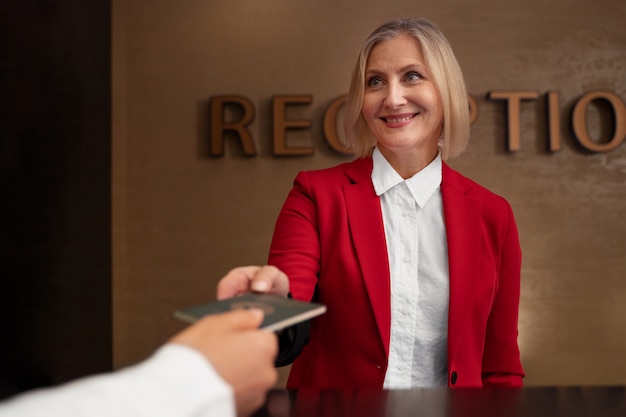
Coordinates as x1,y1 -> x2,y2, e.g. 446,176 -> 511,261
343,158 -> 391,355
441,164 -> 482,362
338,160 -> 481,359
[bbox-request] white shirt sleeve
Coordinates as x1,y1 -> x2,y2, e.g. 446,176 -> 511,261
0,344 -> 236,417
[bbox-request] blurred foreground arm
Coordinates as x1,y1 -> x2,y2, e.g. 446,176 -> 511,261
170,308 -> 278,416
0,310 -> 278,417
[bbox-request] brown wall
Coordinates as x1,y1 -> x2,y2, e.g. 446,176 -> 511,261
112,0 -> 626,386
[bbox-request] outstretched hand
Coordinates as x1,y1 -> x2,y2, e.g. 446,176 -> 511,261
216,265 -> 290,300
169,308 -> 278,417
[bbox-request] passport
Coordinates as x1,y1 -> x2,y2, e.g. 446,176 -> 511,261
174,293 -> 326,332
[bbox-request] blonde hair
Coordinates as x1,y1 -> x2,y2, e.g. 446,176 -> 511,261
343,17 -> 470,160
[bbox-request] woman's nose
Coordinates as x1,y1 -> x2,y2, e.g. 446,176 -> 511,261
384,82 -> 408,108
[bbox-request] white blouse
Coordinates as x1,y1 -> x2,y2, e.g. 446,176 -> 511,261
371,147 -> 450,388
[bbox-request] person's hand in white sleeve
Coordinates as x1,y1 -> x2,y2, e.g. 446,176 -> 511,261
169,307 -> 278,417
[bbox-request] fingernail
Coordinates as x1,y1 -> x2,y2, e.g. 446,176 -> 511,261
252,280 -> 269,292
247,307 -> 264,320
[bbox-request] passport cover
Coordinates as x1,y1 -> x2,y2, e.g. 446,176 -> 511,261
174,293 -> 326,332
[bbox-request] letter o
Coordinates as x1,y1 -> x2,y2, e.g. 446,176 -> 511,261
572,90 -> 626,152
468,95 -> 478,125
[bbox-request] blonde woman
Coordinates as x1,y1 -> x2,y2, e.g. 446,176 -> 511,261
220,17 -> 524,390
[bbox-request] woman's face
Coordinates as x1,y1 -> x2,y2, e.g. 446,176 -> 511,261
361,34 -> 443,160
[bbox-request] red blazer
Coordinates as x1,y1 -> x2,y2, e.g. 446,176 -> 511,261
268,157 -> 524,389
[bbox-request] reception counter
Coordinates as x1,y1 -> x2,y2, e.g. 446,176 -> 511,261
253,386 -> 626,417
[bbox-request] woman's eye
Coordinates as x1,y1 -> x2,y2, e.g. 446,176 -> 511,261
406,72 -> 422,82
367,76 -> 383,87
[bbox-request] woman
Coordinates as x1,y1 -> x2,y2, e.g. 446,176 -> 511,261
219,17 -> 524,390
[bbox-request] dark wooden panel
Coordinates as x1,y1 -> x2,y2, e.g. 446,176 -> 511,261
0,0 -> 112,398
253,387 -> 626,417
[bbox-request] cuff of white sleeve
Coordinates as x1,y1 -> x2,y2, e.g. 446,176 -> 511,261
149,343 -> 236,417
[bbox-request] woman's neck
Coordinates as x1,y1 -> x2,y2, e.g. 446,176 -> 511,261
377,145 -> 439,179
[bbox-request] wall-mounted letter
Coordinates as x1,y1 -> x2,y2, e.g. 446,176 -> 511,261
273,95 -> 313,156
546,91 -> 561,152
210,96 -> 256,156
572,90 -> 626,153
488,90 -> 540,151
468,95 -> 478,125
323,95 -> 353,155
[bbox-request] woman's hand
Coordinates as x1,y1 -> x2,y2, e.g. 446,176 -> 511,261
216,265 -> 290,300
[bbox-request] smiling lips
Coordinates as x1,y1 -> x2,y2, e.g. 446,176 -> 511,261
381,113 -> 417,124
